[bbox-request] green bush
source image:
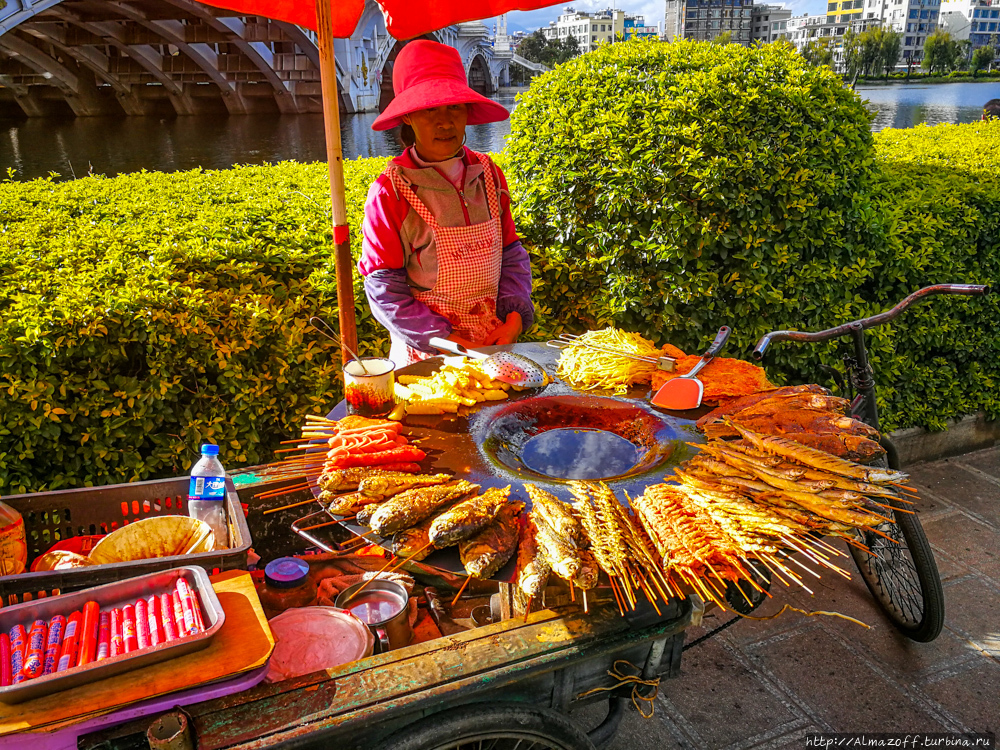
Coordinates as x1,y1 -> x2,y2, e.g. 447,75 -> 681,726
506,40 -> 999,432
0,161 -> 389,492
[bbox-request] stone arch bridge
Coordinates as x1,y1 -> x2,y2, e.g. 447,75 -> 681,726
0,0 -> 516,116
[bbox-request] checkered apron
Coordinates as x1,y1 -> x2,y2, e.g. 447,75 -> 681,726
386,152 -> 504,365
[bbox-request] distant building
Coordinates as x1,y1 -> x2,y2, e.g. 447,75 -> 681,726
623,15 -> 660,40
940,0 -> 1000,50
542,7 -> 622,53
786,12 -> 880,70
752,4 -> 793,41
663,0 -> 755,45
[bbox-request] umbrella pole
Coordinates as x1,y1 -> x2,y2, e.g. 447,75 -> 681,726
315,0 -> 359,366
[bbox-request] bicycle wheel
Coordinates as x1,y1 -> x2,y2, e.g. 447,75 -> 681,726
848,441 -> 944,642
370,703 -> 599,750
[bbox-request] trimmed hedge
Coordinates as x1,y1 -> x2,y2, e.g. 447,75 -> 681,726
506,40 -> 999,432
1,40 -> 998,492
0,161 -> 387,492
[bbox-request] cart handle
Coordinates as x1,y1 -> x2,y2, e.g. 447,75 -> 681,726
752,284 -> 991,360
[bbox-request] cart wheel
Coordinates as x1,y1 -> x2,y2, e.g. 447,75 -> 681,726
370,702 -> 599,750
848,440 -> 944,642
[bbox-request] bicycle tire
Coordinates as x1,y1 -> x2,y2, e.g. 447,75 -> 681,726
848,440 -> 945,642
369,702 -> 599,750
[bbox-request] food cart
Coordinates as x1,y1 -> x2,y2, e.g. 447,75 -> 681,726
4,284 -> 986,749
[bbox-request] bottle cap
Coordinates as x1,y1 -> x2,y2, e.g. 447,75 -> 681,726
200,444 -> 220,456
264,557 -> 310,589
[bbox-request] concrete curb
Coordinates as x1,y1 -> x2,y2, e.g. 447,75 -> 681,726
890,412 -> 1000,466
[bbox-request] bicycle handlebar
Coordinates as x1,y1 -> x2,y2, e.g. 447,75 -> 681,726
752,284 -> 991,360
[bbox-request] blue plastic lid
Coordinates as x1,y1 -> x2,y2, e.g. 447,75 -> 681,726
200,444 -> 220,456
264,557 -> 310,589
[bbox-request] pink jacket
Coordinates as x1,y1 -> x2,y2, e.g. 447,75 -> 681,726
358,146 -> 520,286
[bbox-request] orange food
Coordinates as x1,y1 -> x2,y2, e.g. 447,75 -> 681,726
651,356 -> 774,405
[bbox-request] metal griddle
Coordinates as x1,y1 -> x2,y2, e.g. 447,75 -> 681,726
309,342 -> 707,582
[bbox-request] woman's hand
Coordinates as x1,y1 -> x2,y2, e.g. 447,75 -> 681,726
483,313 -> 523,346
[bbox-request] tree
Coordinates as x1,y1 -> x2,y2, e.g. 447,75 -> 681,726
801,38 -> 834,69
971,45 -> 996,77
881,30 -> 902,78
712,30 -> 733,45
518,30 -> 549,64
557,34 -> 580,64
922,30 -> 960,74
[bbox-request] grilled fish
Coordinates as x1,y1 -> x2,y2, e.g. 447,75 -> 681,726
460,501 -> 524,578
358,472 -> 452,500
429,485 -> 511,547
696,385 -> 830,429
524,484 -> 585,547
572,548 -> 600,590
322,491 -> 379,516
516,516 -> 550,600
355,503 -> 381,527
534,512 -> 582,581
728,421 -> 906,483
369,480 -> 480,536
391,515 -> 438,561
318,467 -> 417,493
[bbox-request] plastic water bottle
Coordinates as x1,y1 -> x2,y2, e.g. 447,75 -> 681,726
188,444 -> 228,550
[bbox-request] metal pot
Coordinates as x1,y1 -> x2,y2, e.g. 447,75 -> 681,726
335,579 -> 413,653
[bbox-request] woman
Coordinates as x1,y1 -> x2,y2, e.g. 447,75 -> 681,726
359,40 -> 534,366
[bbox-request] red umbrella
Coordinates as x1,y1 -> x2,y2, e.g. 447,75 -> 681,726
194,0 -> 560,363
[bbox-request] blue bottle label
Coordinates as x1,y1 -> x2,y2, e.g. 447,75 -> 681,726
190,476 -> 226,500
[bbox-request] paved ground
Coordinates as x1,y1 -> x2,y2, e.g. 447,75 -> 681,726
601,444 -> 1000,749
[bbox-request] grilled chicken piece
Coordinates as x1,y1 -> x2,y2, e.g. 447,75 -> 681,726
318,467 -> 417,493
460,501 -> 524,578
703,411 -> 879,441
369,480 -> 480,536
358,472 -> 452,500
524,484 -> 585,547
516,516 -> 550,600
734,393 -> 851,418
429,485 -> 511,547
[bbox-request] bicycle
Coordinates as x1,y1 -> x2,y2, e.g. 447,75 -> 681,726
752,283 -> 991,643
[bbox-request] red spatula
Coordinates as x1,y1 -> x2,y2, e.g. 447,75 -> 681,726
650,326 -> 731,410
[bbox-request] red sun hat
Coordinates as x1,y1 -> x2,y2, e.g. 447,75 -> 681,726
371,40 -> 510,132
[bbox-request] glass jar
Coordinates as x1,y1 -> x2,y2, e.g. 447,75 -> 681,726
258,557 -> 317,620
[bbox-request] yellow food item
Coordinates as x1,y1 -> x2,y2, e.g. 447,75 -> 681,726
395,360 -> 508,411
556,327 -> 682,395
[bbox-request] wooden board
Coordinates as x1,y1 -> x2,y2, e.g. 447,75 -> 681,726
0,570 -> 273,736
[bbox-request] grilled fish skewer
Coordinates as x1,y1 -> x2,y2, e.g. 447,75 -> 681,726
369,480 -> 480,536
430,486 -> 511,547
461,502 -> 525,578
524,484 -> 585,547
516,517 -> 550,601
359,473 -> 453,500
533,513 -> 583,581
319,468 -> 418,493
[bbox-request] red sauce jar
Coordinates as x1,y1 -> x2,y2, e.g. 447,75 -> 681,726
258,557 -> 317,620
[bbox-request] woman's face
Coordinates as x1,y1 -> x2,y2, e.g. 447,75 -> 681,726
403,104 -> 468,162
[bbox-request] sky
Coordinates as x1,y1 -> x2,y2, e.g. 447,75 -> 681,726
497,0 -> 827,33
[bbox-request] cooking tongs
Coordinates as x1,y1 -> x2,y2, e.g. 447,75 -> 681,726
546,334 -> 676,372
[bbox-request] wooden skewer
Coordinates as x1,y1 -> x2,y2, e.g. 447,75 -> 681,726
582,588 -> 589,614
523,599 -> 533,623
298,519 -> 342,532
262,497 -> 319,515
569,581 -> 575,603
339,555 -> 399,605
451,575 -> 473,607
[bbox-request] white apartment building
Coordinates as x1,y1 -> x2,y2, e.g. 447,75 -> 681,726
752,4 -> 793,41
542,7 -> 624,52
940,0 -> 1000,49
786,12 -> 880,69
859,0 -> 941,62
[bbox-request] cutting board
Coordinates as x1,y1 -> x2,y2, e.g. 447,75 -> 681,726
0,570 -> 274,737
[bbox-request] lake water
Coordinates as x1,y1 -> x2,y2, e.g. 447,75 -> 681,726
2,82 -> 998,181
